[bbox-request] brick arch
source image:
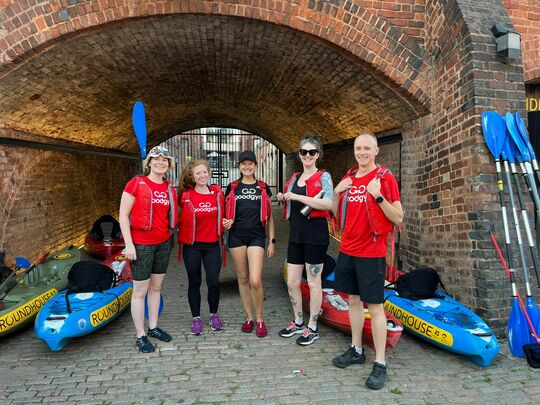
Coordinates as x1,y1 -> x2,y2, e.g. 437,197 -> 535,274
0,0 -> 429,109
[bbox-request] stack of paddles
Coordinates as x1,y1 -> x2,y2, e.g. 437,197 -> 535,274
482,111 -> 540,368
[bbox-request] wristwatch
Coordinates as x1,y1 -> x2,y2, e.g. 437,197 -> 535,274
375,195 -> 384,204
270,238 -> 276,244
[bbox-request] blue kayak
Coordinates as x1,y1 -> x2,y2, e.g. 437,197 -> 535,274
35,281 -> 132,351
384,290 -> 499,366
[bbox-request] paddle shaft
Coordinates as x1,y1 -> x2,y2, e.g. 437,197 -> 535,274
490,231 -> 540,343
510,162 -> 540,287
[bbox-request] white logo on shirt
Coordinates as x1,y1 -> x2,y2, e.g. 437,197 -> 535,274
347,185 -> 367,203
152,191 -> 170,206
195,201 -> 216,213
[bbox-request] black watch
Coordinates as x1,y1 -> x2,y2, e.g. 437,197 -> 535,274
375,195 -> 384,204
270,238 -> 276,244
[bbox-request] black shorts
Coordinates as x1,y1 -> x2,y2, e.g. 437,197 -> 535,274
130,237 -> 173,281
227,234 -> 265,249
333,253 -> 386,304
287,242 -> 328,265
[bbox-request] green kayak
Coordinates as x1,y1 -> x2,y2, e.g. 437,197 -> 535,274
0,245 -> 81,337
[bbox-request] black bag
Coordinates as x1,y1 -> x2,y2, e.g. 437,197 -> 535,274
65,261 -> 117,313
390,267 -> 447,300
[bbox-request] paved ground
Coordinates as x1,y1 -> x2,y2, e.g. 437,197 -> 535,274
1,209 -> 539,404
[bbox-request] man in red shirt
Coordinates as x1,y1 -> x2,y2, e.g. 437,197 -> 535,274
331,132 -> 403,390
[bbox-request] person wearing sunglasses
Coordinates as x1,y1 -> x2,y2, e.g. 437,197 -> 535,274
177,160 -> 225,336
276,134 -> 334,346
331,132 -> 403,390
223,150 -> 276,338
119,146 -> 177,353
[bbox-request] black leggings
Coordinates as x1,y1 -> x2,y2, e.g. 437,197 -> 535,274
182,242 -> 222,317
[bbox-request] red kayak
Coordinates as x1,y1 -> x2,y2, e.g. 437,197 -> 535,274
84,215 -> 125,259
300,281 -> 403,351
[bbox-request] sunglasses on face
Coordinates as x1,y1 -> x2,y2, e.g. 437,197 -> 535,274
299,149 -> 319,156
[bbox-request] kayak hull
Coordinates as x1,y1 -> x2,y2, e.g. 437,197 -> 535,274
384,290 -> 500,366
35,281 -> 133,352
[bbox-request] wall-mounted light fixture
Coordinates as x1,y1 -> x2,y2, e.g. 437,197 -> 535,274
491,22 -> 521,60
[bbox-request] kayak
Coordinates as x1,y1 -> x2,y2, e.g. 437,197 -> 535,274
35,258 -> 133,352
301,282 -> 403,350
283,261 -> 403,350
384,289 -> 500,366
83,215 -> 124,259
0,246 -> 81,337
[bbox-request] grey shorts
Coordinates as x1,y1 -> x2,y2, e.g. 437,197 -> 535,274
130,237 -> 173,281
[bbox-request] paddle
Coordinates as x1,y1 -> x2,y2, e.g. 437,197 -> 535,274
490,231 -> 540,360
144,293 -> 164,319
515,112 -> 540,188
132,101 -> 147,159
501,126 -> 540,337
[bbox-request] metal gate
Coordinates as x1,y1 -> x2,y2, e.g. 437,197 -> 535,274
160,128 -> 284,199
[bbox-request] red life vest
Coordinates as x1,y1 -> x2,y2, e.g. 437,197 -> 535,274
130,176 -> 178,231
283,170 -> 331,220
177,184 -> 224,245
335,165 -> 394,240
224,179 -> 271,225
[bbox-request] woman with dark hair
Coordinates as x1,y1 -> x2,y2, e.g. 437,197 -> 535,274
119,146 -> 177,353
277,134 -> 334,346
223,150 -> 276,337
177,159 -> 225,336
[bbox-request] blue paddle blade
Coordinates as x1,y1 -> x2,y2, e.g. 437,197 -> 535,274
525,297 -> 540,344
508,298 -> 529,357
515,112 -> 537,160
132,101 -> 147,159
506,112 -> 531,162
15,257 -> 31,269
501,133 -> 516,163
144,293 -> 164,319
482,112 -> 506,159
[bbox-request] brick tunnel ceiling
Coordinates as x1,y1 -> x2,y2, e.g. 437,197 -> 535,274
0,14 -> 422,154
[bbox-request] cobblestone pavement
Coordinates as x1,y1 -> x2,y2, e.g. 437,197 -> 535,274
1,209 -> 539,404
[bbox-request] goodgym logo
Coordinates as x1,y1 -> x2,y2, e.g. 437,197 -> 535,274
152,191 -> 170,206
348,185 -> 367,203
195,201 -> 216,213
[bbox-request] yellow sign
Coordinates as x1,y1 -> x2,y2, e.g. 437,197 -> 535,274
90,288 -> 132,327
384,300 -> 454,346
0,289 -> 58,333
527,98 -> 540,112
53,253 -> 72,260
114,254 -> 127,261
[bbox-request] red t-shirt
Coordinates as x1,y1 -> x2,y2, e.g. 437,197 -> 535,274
339,168 -> 400,258
189,189 -> 219,243
124,177 -> 171,245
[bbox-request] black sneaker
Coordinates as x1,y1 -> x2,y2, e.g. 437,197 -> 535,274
332,346 -> 366,368
136,336 -> 155,353
278,321 -> 304,338
148,327 -> 172,342
365,362 -> 388,390
295,327 -> 320,346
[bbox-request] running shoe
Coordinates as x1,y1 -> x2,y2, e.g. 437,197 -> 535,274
148,327 -> 172,342
191,317 -> 203,335
256,321 -> 268,337
241,320 -> 254,333
278,321 -> 304,338
209,313 -> 223,331
136,336 -> 155,353
365,362 -> 388,390
295,327 -> 320,346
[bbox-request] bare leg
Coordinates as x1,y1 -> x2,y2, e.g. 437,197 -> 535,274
287,263 -> 305,322
229,246 -> 252,320
368,303 -> 387,362
147,273 -> 165,329
131,279 -> 150,337
305,262 -> 323,329
348,295 -> 364,348
246,246 -> 265,321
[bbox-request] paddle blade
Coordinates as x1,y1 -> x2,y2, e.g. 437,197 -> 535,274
15,257 -> 31,269
482,112 -> 506,159
506,112 -> 530,161
144,293 -> 164,319
508,298 -> 529,357
502,129 -> 519,163
515,112 -> 537,160
525,297 -> 540,343
132,101 -> 147,159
